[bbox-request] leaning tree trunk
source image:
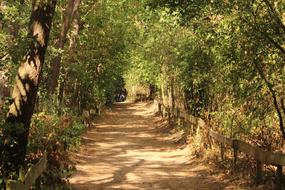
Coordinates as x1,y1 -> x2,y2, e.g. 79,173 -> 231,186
2,0 -> 57,177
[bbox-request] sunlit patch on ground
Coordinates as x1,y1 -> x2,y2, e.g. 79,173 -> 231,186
70,102 -> 234,190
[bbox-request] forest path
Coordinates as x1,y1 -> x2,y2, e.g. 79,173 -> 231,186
70,102 -> 230,190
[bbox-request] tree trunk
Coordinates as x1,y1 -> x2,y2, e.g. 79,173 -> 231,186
0,2 -> 5,29
58,10 -> 81,115
170,77 -> 175,111
2,0 -> 57,177
47,0 -> 81,95
168,77 -> 175,127
161,82 -> 166,106
148,84 -> 156,100
69,10 -> 80,49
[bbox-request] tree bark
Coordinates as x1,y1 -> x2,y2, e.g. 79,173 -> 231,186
2,0 -> 57,176
47,0 -> 81,95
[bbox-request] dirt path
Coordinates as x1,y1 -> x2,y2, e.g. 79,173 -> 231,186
70,102 -> 230,190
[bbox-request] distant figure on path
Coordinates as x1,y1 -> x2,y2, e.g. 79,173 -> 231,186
115,88 -> 127,102
119,93 -> 125,102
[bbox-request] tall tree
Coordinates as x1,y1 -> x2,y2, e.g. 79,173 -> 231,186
47,0 -> 81,95
58,9 -> 81,114
2,0 -> 57,176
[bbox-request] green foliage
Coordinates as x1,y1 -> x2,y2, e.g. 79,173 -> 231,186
28,114 -> 87,153
27,114 -> 87,188
0,122 -> 26,179
125,0 -> 285,148
60,121 -> 86,150
1,0 -> 285,186
0,1 -> 30,72
44,0 -> 139,113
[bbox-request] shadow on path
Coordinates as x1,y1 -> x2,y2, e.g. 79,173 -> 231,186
70,103 -> 230,190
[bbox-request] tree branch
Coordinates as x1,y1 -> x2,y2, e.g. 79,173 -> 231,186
262,32 -> 285,54
253,59 -> 285,139
262,0 -> 285,34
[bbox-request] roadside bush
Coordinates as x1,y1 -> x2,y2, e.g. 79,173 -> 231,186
26,113 -> 87,189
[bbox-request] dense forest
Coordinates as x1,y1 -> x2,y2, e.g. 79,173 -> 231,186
0,0 -> 285,189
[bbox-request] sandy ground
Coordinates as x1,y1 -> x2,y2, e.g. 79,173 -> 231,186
69,102 -> 232,190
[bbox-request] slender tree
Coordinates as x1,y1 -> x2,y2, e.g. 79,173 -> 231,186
58,10 -> 81,114
47,0 -> 81,95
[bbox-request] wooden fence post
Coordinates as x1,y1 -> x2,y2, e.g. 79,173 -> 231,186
176,108 -> 180,126
181,117 -> 185,128
185,118 -> 192,135
162,106 -> 166,118
207,133 -> 213,149
158,103 -> 162,116
232,140 -> 238,169
256,160 -> 263,184
220,143 -> 225,161
167,107 -> 171,125
276,165 -> 283,190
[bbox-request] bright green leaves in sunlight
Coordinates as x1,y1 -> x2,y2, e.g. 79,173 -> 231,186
1,0 -> 285,187
127,0 -> 285,146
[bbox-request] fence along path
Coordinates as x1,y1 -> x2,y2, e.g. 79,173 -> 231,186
6,153 -> 47,190
158,102 -> 284,189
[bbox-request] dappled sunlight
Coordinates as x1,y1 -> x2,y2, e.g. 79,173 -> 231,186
70,102 -> 229,189
2,0 -> 282,189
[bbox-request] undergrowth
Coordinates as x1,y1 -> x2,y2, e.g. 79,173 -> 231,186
26,113 -> 87,189
186,125 -> 280,190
